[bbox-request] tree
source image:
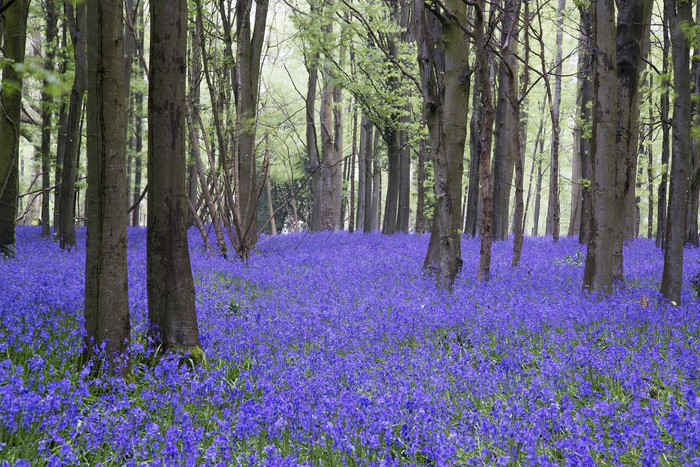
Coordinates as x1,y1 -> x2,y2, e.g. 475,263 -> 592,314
57,0 -> 87,250
40,0 -> 58,238
0,0 -> 28,256
234,0 -> 269,258
611,0 -> 652,280
83,0 -> 130,375
660,0 -> 692,304
147,0 -> 202,353
582,0 -> 617,294
416,0 -> 468,289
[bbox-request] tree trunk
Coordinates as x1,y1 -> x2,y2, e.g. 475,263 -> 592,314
577,3 -> 594,244
58,1 -> 87,250
660,0 -> 692,304
0,0 -> 28,256
582,0 -> 618,294
320,66 -> 336,230
475,0 -> 494,280
656,16 -> 671,249
349,103 -> 357,233
491,0 -> 518,241
612,0 -> 653,280
512,0 -> 528,266
41,0 -> 58,238
465,73 -> 482,237
356,114 -> 368,231
417,0 -> 468,288
306,57 -> 322,231
147,0 -> 202,353
544,0 -> 565,242
364,122 -> 376,231
686,1 -> 700,247
369,129 -> 381,230
84,0 -> 130,375
397,110 -> 411,233
234,0 -> 268,257
647,74 -> 654,239
382,127 -> 401,234
415,120 -> 426,234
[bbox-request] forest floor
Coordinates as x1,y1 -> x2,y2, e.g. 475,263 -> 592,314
1,226 -> 699,466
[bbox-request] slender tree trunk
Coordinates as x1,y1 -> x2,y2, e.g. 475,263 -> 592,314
647,74 -> 654,239
475,0 -> 494,280
660,0 -> 692,304
306,57 -> 322,231
356,114 -> 367,231
369,129 -> 381,230
148,0 -> 202,353
320,66 -> 336,230
349,103 -> 357,233
58,1 -> 87,250
512,0 -> 528,266
382,128 -> 401,234
41,0 -> 58,238
612,0 -> 653,280
542,0 -> 565,242
234,0 -> 268,257
656,17 -> 671,249
578,3 -> 593,243
415,120 -> 426,233
491,0 -> 518,241
364,122 -> 376,231
686,1 -> 700,247
333,42 -> 344,230
582,0 -> 618,294
84,0 -> 130,375
0,0 -> 28,255
397,109 -> 411,232
466,73 -> 482,237
533,155 -> 543,236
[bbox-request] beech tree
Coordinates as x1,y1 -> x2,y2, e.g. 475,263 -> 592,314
83,0 -> 130,375
147,0 -> 202,353
582,0 -> 617,294
660,0 -> 692,304
0,0 -> 28,257
57,0 -> 87,250
415,0 -> 468,288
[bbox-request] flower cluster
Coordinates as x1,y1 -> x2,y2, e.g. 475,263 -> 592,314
0,226 -> 698,465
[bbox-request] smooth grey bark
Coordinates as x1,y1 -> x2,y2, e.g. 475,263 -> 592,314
475,0 -> 494,280
660,0 -> 692,304
84,0 -> 130,375
611,0 -> 653,280
582,0 -> 618,294
465,73 -> 481,237
40,0 -> 58,238
491,0 -> 518,241
148,0 -> 202,352
306,54 -> 323,231
656,16 -> 670,249
234,0 -> 268,258
577,3 -> 593,244
382,127 -> 401,234
320,62 -> 336,230
686,1 -> 700,247
349,104 -> 357,232
58,1 -> 87,250
544,0 -> 565,241
0,0 -> 28,256
417,0 -> 468,288
356,114 -> 368,231
415,119 -> 426,233
364,122 -> 377,231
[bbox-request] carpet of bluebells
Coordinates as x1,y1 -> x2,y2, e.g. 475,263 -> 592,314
1,226 -> 699,466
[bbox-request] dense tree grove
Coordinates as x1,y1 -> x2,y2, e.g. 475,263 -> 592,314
2,0 -> 700,348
